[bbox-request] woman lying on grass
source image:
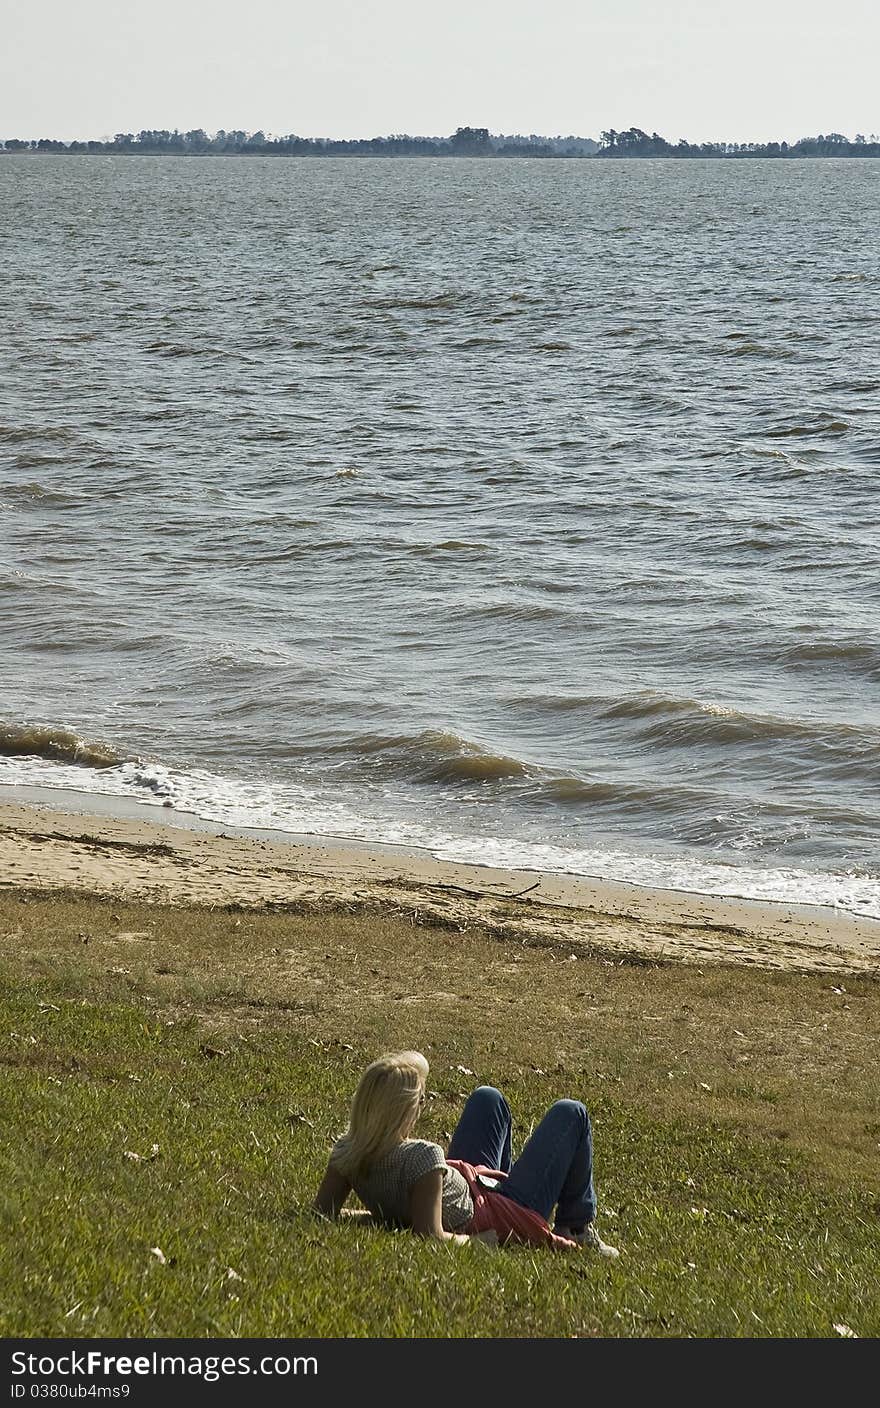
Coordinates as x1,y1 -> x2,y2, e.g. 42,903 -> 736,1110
313,1050 -> 619,1256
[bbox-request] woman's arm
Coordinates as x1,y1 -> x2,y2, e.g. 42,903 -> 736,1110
409,1169 -> 469,1244
312,1162 -> 351,1220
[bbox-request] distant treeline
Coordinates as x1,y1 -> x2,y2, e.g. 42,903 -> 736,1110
597,127 -> 880,157
0,127 -> 597,157
2,125 -> 880,158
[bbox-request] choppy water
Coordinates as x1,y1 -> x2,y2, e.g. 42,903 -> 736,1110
2,156 -> 879,915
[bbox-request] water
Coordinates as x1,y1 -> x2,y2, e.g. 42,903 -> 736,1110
2,155 -> 879,916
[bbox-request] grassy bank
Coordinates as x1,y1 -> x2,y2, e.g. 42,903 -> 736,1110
1,890 -> 878,1338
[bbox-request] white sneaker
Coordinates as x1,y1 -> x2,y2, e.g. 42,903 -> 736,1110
558,1224 -> 620,1258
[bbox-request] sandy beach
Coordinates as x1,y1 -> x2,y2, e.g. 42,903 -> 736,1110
2,794 -> 878,976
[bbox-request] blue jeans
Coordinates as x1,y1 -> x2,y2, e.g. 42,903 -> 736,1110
446,1086 -> 597,1228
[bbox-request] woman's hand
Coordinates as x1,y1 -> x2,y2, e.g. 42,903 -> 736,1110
470,1228 -> 499,1246
449,1230 -> 497,1247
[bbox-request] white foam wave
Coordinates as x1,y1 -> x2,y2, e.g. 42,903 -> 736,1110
2,755 -> 878,919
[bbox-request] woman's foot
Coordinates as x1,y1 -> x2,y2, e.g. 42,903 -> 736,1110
556,1223 -> 620,1258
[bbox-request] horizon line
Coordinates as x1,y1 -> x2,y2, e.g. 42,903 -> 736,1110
4,124 -> 880,148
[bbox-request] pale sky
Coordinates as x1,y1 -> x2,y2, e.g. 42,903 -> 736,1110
2,0 -> 878,145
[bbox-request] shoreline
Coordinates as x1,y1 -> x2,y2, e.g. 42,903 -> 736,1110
4,776 -> 878,918
2,795 -> 878,976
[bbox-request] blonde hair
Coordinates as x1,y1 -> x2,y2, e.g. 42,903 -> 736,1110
330,1050 -> 428,1180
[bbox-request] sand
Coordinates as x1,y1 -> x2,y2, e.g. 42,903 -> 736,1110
1,794 -> 878,976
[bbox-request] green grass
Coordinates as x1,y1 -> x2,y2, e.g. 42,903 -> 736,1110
1,973 -> 878,1338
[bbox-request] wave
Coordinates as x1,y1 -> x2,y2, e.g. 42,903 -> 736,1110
509,691 -> 607,715
763,417 -> 849,438
597,692 -> 878,750
539,775 -> 652,806
464,601 -> 571,624
364,294 -> 462,312
0,722 -> 123,769
322,727 -> 748,810
782,639 -> 880,678
334,728 -> 534,785
144,341 -> 209,357
0,483 -> 81,506
723,341 -> 794,359
508,690 -> 879,760
426,540 -> 491,554
242,428 -> 299,443
449,337 -> 506,350
827,380 -> 880,394
424,752 -> 530,784
0,424 -> 77,445
389,540 -> 496,559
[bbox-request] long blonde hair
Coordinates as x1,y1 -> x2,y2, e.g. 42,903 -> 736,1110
330,1050 -> 428,1179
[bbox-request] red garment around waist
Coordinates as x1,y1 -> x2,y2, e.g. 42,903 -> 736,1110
447,1159 -> 577,1251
